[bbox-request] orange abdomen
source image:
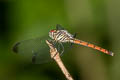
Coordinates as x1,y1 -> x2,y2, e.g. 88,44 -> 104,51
72,39 -> 114,56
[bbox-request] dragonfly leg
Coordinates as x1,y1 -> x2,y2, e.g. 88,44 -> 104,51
48,39 -> 57,46
59,42 -> 64,56
53,40 -> 57,46
52,42 -> 64,58
57,43 -> 61,52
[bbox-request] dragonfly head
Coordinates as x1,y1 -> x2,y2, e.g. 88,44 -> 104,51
49,29 -> 57,39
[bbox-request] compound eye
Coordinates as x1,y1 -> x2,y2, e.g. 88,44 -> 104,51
50,30 -> 56,32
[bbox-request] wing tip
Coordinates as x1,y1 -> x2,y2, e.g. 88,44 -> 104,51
12,42 -> 20,53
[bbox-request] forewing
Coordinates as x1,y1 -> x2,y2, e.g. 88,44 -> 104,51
13,36 -> 52,64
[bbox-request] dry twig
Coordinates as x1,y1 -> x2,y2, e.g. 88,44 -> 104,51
46,40 -> 74,80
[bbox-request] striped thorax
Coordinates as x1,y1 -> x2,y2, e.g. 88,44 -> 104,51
49,29 -> 74,43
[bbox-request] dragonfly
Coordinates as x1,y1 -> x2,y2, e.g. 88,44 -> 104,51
13,24 -> 114,64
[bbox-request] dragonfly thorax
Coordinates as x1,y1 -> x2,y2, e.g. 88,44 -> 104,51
49,30 -> 74,43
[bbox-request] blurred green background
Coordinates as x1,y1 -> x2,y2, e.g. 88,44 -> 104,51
0,0 -> 120,80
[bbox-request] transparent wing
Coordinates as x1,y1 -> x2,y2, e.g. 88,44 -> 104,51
13,36 -> 52,64
56,24 -> 64,30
